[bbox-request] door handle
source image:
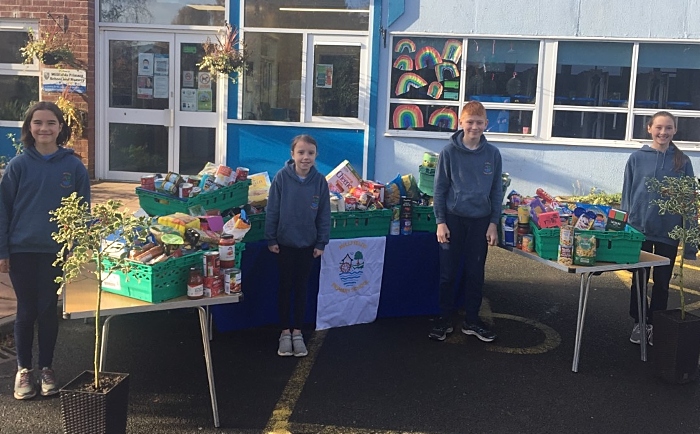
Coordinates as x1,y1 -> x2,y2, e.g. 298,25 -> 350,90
164,109 -> 174,127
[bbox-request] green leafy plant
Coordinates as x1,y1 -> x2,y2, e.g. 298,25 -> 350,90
20,28 -> 75,66
566,187 -> 622,207
50,193 -> 151,388
0,133 -> 25,170
197,23 -> 247,80
647,175 -> 700,320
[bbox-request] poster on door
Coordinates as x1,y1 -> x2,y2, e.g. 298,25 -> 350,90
153,75 -> 168,99
183,71 -> 195,88
137,76 -> 153,99
138,53 -> 154,76
316,64 -> 333,88
154,54 -> 168,75
181,88 -> 197,111
197,89 -> 212,111
198,72 -> 212,89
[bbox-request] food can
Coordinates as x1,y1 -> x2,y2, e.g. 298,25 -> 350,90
179,182 -> 193,199
400,218 -> 412,235
165,172 -> 182,185
140,175 -> 156,191
390,220 -> 401,235
223,268 -> 242,294
203,275 -> 223,298
422,152 -> 439,168
159,181 -> 178,195
190,186 -> 201,197
203,251 -> 220,277
522,234 -> 534,252
235,167 -> 250,182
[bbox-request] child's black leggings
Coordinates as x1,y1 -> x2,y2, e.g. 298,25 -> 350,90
277,245 -> 315,330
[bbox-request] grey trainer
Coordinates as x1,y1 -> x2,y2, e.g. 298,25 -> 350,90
278,333 -> 293,356
292,334 -> 308,357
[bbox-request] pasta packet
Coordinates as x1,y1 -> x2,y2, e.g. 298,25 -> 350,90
574,232 -> 597,266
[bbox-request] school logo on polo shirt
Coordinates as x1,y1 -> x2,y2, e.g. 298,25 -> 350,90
61,172 -> 73,188
483,162 -> 493,175
311,195 -> 320,210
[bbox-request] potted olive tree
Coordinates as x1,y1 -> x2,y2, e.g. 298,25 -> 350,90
51,192 -> 150,434
647,175 -> 700,384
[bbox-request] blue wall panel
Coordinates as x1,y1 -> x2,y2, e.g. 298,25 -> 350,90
0,127 -> 21,159
227,124 -> 365,178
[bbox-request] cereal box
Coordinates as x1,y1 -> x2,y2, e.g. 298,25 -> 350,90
326,160 -> 362,195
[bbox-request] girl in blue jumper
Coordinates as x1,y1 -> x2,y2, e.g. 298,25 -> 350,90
0,102 -> 91,399
622,111 -> 694,346
265,135 -> 331,357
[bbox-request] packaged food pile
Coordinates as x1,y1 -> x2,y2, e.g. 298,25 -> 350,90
501,187 -> 630,266
140,163 -> 251,199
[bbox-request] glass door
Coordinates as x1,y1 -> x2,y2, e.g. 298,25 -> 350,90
101,31 -> 219,180
305,35 -> 368,124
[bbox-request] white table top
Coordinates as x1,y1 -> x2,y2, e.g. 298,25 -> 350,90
62,265 -> 241,320
510,249 -> 670,274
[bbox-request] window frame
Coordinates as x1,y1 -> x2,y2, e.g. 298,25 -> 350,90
385,34 -> 700,150
0,20 -> 39,127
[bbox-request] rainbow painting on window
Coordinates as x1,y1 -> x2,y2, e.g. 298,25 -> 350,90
428,108 -> 458,130
395,72 -> 428,96
393,54 -> 414,71
393,105 -> 424,129
414,46 -> 443,69
442,39 -> 462,63
394,38 -> 417,54
427,82 -> 443,99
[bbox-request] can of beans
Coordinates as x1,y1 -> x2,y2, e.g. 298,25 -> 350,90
179,182 -> 193,199
140,175 -> 156,191
203,251 -> 220,277
235,167 -> 249,182
223,268 -> 242,294
159,181 -> 178,195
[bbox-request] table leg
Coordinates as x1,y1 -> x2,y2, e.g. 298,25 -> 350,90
635,268 -> 648,361
572,272 -> 594,372
207,305 -> 213,341
99,316 -> 114,372
197,306 -> 220,428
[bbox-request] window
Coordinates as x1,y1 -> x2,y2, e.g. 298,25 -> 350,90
552,42 -> 632,140
0,22 -> 39,124
240,1 -> 369,125
242,33 -> 303,121
100,0 -> 224,26
388,37 -> 540,134
244,0 -> 370,31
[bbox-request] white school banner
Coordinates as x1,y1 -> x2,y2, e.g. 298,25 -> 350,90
316,237 -> 387,330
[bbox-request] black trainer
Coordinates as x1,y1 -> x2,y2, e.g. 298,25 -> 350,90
429,317 -> 454,341
462,322 -> 496,342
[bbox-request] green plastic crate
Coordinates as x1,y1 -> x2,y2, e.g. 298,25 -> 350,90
101,251 -> 204,303
242,213 -> 266,242
418,166 -> 435,196
530,221 -> 645,264
136,179 -> 251,216
412,205 -> 437,232
330,209 -> 392,239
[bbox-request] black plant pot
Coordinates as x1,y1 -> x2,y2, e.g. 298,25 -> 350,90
653,309 -> 700,384
60,371 -> 130,434
41,52 -> 62,65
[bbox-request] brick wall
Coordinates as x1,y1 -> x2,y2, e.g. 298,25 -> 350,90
0,0 -> 95,178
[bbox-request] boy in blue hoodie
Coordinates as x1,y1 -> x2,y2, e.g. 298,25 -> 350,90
622,111 -> 694,346
266,135 -> 331,357
429,101 -> 502,342
0,102 -> 90,400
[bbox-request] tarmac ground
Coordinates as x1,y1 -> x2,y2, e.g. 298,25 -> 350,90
1,182 -> 700,434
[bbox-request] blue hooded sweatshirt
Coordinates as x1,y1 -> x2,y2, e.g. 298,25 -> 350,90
0,146 -> 91,258
433,131 -> 503,225
265,160 -> 331,250
621,144 -> 694,246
